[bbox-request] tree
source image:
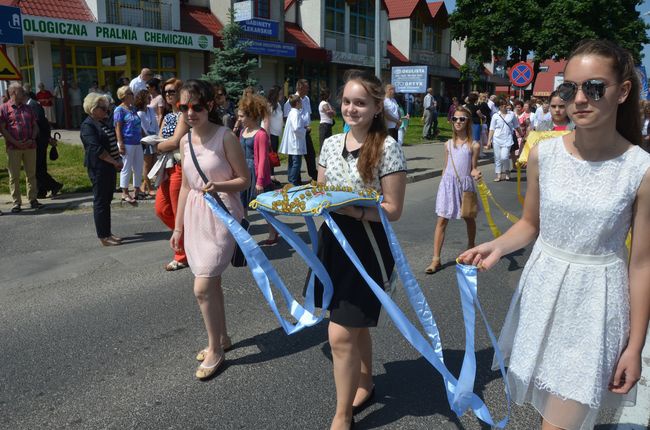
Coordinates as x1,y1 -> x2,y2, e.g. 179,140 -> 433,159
203,8 -> 257,99
449,0 -> 649,89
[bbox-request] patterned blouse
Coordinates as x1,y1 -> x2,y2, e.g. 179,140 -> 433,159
318,132 -> 407,192
161,112 -> 181,139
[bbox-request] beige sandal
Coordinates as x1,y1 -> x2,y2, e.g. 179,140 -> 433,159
424,257 -> 442,274
196,336 -> 233,361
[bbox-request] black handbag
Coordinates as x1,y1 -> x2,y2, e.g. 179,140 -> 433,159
49,145 -> 59,161
187,130 -> 249,267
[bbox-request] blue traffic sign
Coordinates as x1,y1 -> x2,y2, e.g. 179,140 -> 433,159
0,6 -> 24,45
509,62 -> 534,87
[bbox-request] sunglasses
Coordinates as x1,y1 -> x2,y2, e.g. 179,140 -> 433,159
164,90 -> 176,96
177,102 -> 206,113
557,79 -> 613,102
451,116 -> 467,123
96,105 -> 109,111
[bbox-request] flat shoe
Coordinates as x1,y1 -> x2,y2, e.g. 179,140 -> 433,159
121,196 -> 136,204
110,235 -> 123,243
493,177 -> 501,182
165,260 -> 188,271
100,237 -> 121,246
424,257 -> 441,274
196,338 -> 233,361
11,205 -> 21,213
196,356 -> 225,380
352,385 -> 375,414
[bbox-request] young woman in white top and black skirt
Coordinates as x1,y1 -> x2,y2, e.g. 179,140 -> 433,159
314,69 -> 407,430
318,88 -> 336,147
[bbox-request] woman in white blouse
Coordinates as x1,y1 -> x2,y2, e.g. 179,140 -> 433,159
135,89 -> 159,197
279,95 -> 306,185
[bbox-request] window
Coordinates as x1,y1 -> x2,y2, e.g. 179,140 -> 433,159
255,0 -> 270,19
411,15 -> 423,50
434,27 -> 443,52
75,46 -> 96,66
325,0 -> 345,33
16,46 -> 34,87
350,1 -> 374,38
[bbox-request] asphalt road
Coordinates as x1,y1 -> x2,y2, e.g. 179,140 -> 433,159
0,165 -> 636,429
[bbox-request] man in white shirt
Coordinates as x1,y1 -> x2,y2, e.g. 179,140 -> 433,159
384,84 -> 401,141
283,79 -> 317,182
421,87 -> 436,139
129,68 -> 153,94
488,94 -> 499,116
532,98 -> 551,130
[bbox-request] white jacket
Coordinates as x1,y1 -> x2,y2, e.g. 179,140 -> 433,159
279,108 -> 306,155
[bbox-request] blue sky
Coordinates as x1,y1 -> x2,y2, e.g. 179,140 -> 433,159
439,0 -> 650,73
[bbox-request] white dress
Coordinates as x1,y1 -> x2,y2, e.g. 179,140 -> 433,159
495,137 -> 650,430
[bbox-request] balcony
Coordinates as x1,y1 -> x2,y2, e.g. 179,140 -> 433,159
106,0 -> 173,30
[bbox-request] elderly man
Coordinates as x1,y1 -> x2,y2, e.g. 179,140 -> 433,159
129,68 -> 153,94
422,87 -> 436,140
283,79 -> 317,182
0,82 -> 43,212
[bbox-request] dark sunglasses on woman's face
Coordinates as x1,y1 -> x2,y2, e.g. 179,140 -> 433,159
451,116 -> 467,123
177,102 -> 206,113
557,79 -> 611,102
164,90 -> 176,96
96,105 -> 108,111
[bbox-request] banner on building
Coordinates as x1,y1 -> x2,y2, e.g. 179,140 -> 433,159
391,66 -> 428,93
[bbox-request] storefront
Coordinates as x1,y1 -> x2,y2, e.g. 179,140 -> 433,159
7,14 -> 212,126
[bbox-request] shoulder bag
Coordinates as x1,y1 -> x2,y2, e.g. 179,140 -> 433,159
187,129 -> 249,267
448,141 -> 478,219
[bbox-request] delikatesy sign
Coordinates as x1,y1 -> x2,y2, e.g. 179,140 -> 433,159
242,39 -> 296,58
391,66 -> 428,93
241,18 -> 279,38
21,15 -> 212,51
0,5 -> 24,45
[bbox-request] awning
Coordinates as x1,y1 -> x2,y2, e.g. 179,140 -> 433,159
387,41 -> 409,66
180,5 -> 223,48
284,22 -> 329,62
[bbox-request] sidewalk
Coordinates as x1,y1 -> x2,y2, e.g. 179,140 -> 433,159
0,138 -> 493,213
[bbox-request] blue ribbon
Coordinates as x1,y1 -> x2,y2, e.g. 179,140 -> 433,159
201,192 -> 509,427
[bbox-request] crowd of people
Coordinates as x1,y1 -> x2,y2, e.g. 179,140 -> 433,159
1,39 -> 650,430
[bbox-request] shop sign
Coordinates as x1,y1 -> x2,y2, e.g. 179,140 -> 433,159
241,18 -> 279,38
391,66 -> 428,93
0,5 -> 24,45
21,15 -> 213,51
331,51 -> 389,68
242,39 -> 296,58
234,1 -> 254,22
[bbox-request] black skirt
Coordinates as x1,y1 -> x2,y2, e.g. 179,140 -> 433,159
309,212 -> 395,327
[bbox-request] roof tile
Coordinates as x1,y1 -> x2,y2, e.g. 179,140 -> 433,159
180,5 -> 223,47
12,0 -> 95,22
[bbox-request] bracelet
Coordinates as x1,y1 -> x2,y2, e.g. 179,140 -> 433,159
173,229 -> 183,233
357,207 -> 365,221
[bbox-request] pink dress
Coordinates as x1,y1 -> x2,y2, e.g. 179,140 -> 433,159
182,126 -> 245,278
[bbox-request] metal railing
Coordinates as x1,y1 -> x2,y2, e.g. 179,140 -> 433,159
106,0 -> 172,30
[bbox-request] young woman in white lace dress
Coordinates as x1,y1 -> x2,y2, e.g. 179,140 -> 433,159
460,40 -> 650,430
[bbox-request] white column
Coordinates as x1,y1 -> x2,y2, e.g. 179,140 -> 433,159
33,40 -> 54,89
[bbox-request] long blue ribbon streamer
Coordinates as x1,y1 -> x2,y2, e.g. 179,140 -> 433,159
201,192 -> 509,427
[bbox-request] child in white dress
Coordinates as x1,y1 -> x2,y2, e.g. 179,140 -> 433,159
460,39 -> 650,430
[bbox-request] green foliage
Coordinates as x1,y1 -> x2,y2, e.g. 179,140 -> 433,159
203,8 -> 258,99
450,0 -> 649,81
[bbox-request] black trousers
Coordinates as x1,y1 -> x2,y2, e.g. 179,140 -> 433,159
36,139 -> 58,195
304,131 -> 318,182
88,165 -> 115,238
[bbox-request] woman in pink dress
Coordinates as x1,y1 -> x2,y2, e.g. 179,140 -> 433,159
170,80 -> 250,380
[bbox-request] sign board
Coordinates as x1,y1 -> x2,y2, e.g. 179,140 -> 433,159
509,62 -> 534,87
21,15 -> 212,51
0,48 -> 22,80
0,5 -> 24,45
242,39 -> 296,58
553,75 -> 564,92
241,18 -> 279,38
331,51 -> 389,69
234,1 -> 254,22
391,66 -> 428,93
637,65 -> 649,100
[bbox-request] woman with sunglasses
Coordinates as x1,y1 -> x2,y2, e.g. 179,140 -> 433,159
487,96 -> 520,181
80,93 -> 123,246
170,80 -> 249,380
155,78 -> 190,271
459,39 -> 650,430
425,107 -> 481,274
114,86 -> 144,203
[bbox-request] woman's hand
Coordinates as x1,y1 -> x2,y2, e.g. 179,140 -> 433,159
203,181 -> 220,194
114,161 -> 124,171
255,184 -> 264,194
457,241 -> 503,271
471,168 -> 482,180
609,347 -> 642,394
170,230 -> 183,252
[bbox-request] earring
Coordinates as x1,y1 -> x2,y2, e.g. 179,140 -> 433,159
374,113 -> 380,118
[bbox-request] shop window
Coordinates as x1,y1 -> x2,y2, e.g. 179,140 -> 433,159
75,46 -> 97,67
350,1 -> 374,38
140,50 -> 158,70
160,53 -> 176,69
51,46 -> 73,66
75,69 -> 99,95
102,48 -> 127,67
325,0 -> 345,33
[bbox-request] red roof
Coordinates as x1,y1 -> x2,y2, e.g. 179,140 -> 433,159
180,5 -> 223,47
284,22 -> 328,62
532,59 -> 566,97
427,1 -> 445,18
2,0 -> 95,21
384,0 -> 419,19
387,41 -> 409,66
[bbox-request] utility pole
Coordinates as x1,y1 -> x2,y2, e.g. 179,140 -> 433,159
374,0 -> 380,78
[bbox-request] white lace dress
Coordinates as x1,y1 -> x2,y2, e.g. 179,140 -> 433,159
494,137 -> 650,430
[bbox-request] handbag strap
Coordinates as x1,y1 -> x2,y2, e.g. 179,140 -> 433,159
187,128 -> 231,215
362,220 -> 388,285
447,140 -> 464,185
499,113 -> 515,132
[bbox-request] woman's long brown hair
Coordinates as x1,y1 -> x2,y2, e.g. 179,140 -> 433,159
343,70 -> 388,185
567,39 -> 641,145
